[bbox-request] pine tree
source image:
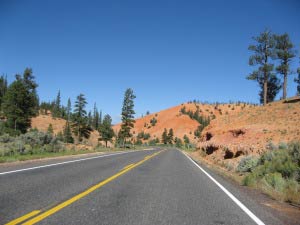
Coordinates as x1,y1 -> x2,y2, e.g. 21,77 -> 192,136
167,128 -> 174,144
67,98 -> 72,121
39,101 -> 52,115
99,114 -> 114,148
2,70 -> 38,133
21,68 -> 39,115
247,29 -> 276,105
155,137 -> 160,143
274,33 -> 296,99
56,131 -> 64,141
88,111 -> 93,127
0,75 -> 8,108
175,137 -> 183,148
99,110 -> 102,125
60,106 -> 67,119
47,123 -> 54,134
119,88 -> 136,146
72,94 -> 92,141
162,128 -> 168,144
183,134 -> 190,145
295,57 -> 300,96
63,121 -> 74,143
93,103 -> 100,130
259,74 -> 281,104
53,90 -> 61,117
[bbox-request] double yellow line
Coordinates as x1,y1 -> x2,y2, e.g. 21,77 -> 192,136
5,150 -> 163,225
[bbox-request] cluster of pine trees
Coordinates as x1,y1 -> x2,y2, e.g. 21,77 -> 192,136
180,106 -> 211,138
0,68 -> 115,147
161,128 -> 174,144
0,68 -> 39,135
247,29 -> 300,105
160,129 -> 191,148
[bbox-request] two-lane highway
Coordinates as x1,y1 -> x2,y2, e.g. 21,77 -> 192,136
0,149 -> 290,225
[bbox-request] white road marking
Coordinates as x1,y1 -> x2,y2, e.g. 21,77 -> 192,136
181,151 -> 265,225
0,149 -> 154,176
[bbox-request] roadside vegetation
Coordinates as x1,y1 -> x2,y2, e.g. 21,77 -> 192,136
0,128 -> 148,163
238,142 -> 300,204
0,68 -> 140,162
189,141 -> 300,205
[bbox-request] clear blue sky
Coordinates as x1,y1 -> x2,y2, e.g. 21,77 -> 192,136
1,0 -> 300,123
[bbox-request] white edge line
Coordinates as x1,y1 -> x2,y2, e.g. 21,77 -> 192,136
0,149 -> 154,176
181,150 -> 265,225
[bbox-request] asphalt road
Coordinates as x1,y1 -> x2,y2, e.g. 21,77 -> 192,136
0,149 -> 293,225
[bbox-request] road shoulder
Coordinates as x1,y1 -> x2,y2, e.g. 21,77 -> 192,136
184,150 -> 300,225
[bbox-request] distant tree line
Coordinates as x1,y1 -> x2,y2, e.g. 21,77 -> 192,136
247,29 -> 300,105
0,68 -> 115,147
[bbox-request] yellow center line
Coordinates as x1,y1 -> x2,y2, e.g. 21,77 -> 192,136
18,150 -> 163,225
5,210 -> 41,225
121,163 -> 135,170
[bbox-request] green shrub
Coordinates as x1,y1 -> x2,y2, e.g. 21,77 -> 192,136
175,137 -> 183,148
150,117 -> 157,126
242,143 -> 300,204
148,139 -> 157,146
20,130 -> 53,147
284,179 -> 300,203
137,131 -> 151,140
0,133 -> 14,143
278,142 -> 288,150
263,172 -> 286,192
0,131 -> 64,156
242,174 -> 257,186
259,150 -> 298,179
266,141 -> 277,150
0,122 -> 21,136
237,156 -> 259,172
289,142 -> 300,166
135,139 -> 143,145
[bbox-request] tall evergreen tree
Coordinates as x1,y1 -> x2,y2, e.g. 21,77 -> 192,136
183,134 -> 190,145
175,137 -> 183,148
119,88 -> 136,146
247,29 -> 276,105
99,110 -> 102,125
274,33 -> 296,99
94,110 -> 100,130
2,79 -> 33,133
167,128 -> 174,144
21,68 -> 39,115
295,57 -> 300,96
66,98 -> 72,121
93,103 -> 100,130
72,94 -> 92,141
53,90 -> 61,117
259,74 -> 281,104
162,128 -> 168,144
63,121 -> 74,143
99,114 -> 114,148
47,123 -> 54,134
0,75 -> 8,108
39,101 -> 52,115
60,106 -> 67,119
87,111 -> 93,127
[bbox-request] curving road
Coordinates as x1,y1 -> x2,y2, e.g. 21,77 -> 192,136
0,149 -> 294,225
